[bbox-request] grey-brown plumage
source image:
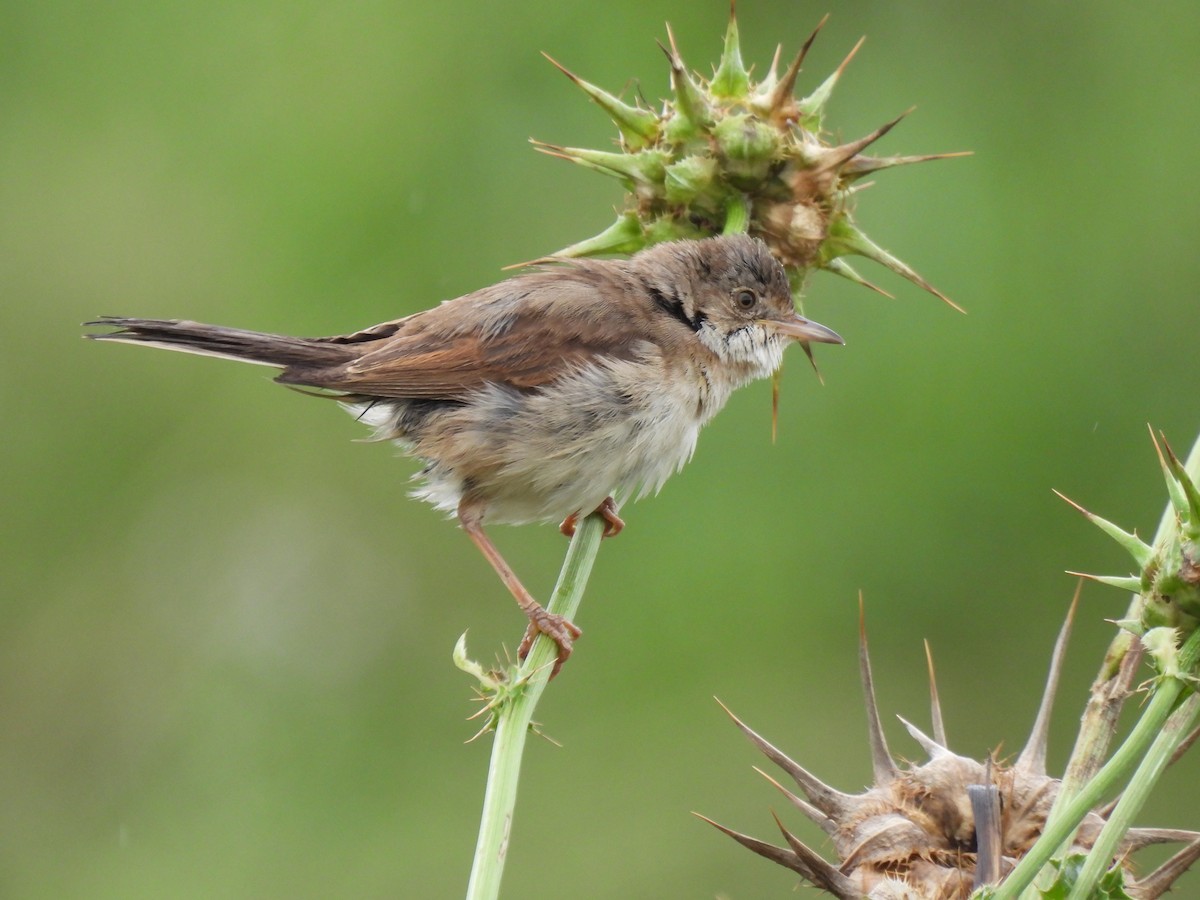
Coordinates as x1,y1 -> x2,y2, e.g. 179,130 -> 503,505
87,235 -> 842,673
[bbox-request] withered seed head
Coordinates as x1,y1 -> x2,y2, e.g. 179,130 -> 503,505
702,596 -> 1200,898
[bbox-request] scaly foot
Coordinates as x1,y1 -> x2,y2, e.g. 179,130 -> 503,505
559,497 -> 625,539
517,607 -> 583,678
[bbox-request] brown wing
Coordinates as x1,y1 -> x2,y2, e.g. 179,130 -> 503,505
277,265 -> 654,400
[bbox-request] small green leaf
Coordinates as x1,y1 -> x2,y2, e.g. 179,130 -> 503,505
821,257 -> 893,298
1072,572 -> 1144,593
552,211 -> 646,258
1053,490 -> 1155,569
541,53 -> 660,150
532,142 -> 668,188
1036,854 -> 1135,900
453,632 -> 501,691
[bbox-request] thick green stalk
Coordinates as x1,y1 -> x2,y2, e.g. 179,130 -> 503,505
993,627 -> 1200,899
999,430 -> 1200,900
1066,691 -> 1200,899
723,193 -> 750,235
1055,433 -> 1200,806
465,185 -> 754,900
465,513 -> 605,900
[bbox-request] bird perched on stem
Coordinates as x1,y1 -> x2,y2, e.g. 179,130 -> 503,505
87,234 -> 842,675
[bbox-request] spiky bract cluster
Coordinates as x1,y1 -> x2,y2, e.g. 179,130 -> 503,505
1060,430 -> 1200,642
702,607 -> 1200,898
537,9 -> 963,307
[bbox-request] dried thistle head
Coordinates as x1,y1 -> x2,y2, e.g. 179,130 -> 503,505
701,600 -> 1200,898
537,6 -> 966,309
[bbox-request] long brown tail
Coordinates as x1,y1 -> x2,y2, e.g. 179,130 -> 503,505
84,317 -> 355,369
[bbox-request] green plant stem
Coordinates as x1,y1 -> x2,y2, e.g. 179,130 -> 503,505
993,627 -> 1200,900
1007,431 -> 1200,900
1056,432 -> 1200,804
465,513 -> 605,900
1066,690 -> 1200,899
465,188 -> 752,900
723,193 -> 750,235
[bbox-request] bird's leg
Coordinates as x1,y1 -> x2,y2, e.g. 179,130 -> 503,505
559,496 -> 625,539
458,499 -> 581,677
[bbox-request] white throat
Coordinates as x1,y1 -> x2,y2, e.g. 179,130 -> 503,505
697,322 -> 788,384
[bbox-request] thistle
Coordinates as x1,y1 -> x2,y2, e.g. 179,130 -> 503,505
537,6 -> 966,309
1058,429 -> 1200,636
701,600 -> 1200,898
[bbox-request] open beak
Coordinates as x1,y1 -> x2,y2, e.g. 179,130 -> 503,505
772,313 -> 844,345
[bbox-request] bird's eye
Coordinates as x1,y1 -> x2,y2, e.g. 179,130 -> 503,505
733,288 -> 757,310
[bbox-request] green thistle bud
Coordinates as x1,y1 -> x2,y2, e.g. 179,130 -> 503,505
663,155 -> 719,206
1058,431 -> 1200,640
537,9 -> 966,307
712,113 -> 778,187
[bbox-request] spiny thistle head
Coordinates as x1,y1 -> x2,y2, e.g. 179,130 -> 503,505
701,602 -> 1200,897
537,6 -> 966,309
1058,429 -> 1200,639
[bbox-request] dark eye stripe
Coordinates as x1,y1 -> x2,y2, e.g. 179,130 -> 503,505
642,278 -> 703,332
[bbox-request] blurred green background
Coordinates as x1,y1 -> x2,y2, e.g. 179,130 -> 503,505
4,1 -> 1199,896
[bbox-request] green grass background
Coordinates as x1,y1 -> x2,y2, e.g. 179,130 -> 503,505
4,1 -> 1199,896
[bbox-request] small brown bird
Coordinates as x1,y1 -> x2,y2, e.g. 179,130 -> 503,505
87,235 -> 842,674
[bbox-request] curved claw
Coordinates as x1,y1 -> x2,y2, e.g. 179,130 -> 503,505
518,609 -> 583,678
560,497 -> 625,539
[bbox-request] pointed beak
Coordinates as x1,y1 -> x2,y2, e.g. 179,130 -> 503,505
772,314 -> 844,346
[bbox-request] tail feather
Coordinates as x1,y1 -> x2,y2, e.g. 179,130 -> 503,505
84,317 -> 355,369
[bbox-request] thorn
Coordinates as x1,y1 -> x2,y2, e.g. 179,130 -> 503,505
768,810 -> 860,897
529,140 -> 665,186
751,766 -> 836,834
835,35 -> 866,80
896,714 -> 949,758
714,697 -> 858,818
539,52 -> 659,148
1157,428 -> 1200,526
1130,836 -> 1200,898
765,14 -> 828,117
819,109 -> 912,173
657,29 -> 711,128
923,639 -> 948,746
710,0 -> 750,98
1121,827 -> 1200,851
1149,425 -> 1191,524
543,211 -> 646,260
798,35 -> 865,124
1067,570 -> 1143,593
798,341 -> 824,384
762,44 -> 783,88
828,220 -> 963,312
822,257 -> 894,298
1016,582 -> 1079,776
1053,489 -> 1155,568
858,592 -> 899,783
840,150 -> 974,182
693,813 -> 859,897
